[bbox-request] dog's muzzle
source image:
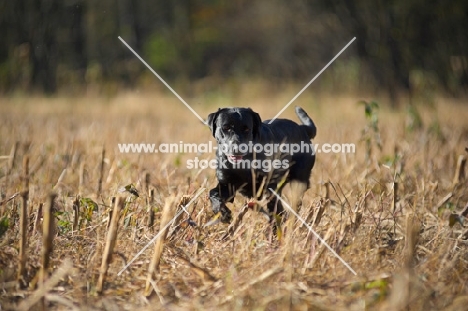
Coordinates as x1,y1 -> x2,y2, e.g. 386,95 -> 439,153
218,142 -> 247,164
227,154 -> 246,164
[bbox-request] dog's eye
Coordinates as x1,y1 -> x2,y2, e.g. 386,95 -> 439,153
222,125 -> 231,131
243,127 -> 250,133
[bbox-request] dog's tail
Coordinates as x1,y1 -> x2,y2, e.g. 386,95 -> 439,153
295,106 -> 317,139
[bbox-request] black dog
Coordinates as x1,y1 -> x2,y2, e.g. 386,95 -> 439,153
207,106 -> 316,224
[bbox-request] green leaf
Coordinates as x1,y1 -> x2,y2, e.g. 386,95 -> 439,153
57,219 -> 72,234
0,216 -> 9,238
80,197 -> 98,211
364,279 -> 388,290
80,198 -> 98,222
275,214 -> 283,241
449,213 -> 463,227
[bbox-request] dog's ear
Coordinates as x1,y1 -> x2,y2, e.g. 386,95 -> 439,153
249,108 -> 262,138
207,108 -> 221,137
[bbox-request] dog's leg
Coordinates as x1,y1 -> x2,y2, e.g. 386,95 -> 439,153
266,195 -> 283,217
263,183 -> 288,237
265,182 -> 286,217
209,183 -> 234,223
263,194 -> 284,238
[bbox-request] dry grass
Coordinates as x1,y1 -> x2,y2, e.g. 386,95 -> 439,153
0,90 -> 468,310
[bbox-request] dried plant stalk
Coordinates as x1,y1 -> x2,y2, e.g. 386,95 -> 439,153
7,141 -> 18,175
453,155 -> 466,186
386,214 -> 421,310
405,214 -> 420,268
147,189 -> 155,230
353,209 -> 363,233
173,251 -> 217,283
392,182 -> 399,235
106,198 -> 116,230
105,160 -> 116,184
96,197 -> 123,294
144,196 -> 176,297
435,192 -> 453,211
22,155 -> 29,191
167,195 -> 191,239
392,182 -> 398,214
17,259 -> 73,311
220,267 -> 283,304
308,227 -> 333,268
17,190 -> 29,288
19,156 -> 30,285
72,197 -> 80,232
460,202 -> 468,218
97,148 -> 105,195
311,182 -> 329,227
33,203 -> 43,235
145,172 -> 151,194
0,192 -> 20,208
29,154 -> 44,176
284,181 -> 307,242
222,203 -> 249,239
78,162 -> 85,196
41,194 -> 56,282
40,193 -> 57,309
324,181 -> 331,208
53,169 -> 67,190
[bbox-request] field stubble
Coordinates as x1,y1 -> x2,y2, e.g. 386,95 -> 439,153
0,92 -> 468,310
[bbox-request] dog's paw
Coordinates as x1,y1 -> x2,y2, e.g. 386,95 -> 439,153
205,205 -> 232,226
219,205 -> 232,224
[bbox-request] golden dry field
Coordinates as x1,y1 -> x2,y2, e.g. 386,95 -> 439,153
0,90 -> 467,310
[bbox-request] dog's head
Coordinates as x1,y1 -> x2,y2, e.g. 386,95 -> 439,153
207,108 -> 262,164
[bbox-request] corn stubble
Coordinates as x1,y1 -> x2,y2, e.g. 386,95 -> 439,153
0,96 -> 467,310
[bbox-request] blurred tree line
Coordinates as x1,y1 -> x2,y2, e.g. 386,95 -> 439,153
0,0 -> 467,101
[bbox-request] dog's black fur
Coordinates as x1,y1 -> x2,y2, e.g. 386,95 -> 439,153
207,106 -> 317,223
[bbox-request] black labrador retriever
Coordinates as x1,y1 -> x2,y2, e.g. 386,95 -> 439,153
207,106 -> 316,224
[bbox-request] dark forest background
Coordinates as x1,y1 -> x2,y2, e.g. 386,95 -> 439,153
1,0 -> 467,102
